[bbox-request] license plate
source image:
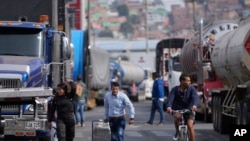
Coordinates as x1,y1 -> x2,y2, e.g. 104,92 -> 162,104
25,122 -> 41,129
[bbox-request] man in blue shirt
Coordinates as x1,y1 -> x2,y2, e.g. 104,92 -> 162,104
104,82 -> 135,141
166,73 -> 198,141
147,72 -> 165,125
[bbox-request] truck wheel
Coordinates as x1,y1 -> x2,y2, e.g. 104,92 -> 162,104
217,95 -> 222,133
213,95 -> 219,132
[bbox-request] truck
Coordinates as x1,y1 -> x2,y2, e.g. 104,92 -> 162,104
140,68 -> 154,100
0,0 -> 72,140
71,30 -> 110,108
210,18 -> 250,133
180,20 -> 239,123
109,60 -> 146,102
155,38 -> 186,98
167,53 -> 182,94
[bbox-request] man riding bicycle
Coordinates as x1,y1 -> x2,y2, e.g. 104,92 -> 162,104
166,73 -> 198,141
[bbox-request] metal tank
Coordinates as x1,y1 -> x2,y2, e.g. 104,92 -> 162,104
110,60 -> 145,85
211,21 -> 250,87
119,61 -> 145,84
180,21 -> 238,75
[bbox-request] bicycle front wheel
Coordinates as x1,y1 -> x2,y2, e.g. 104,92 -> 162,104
179,127 -> 189,141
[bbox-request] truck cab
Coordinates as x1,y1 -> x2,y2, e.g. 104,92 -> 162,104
0,0 -> 72,140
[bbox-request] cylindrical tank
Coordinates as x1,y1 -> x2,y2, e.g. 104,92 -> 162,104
110,61 -> 145,85
119,61 -> 145,85
180,21 -> 238,75
211,22 -> 250,86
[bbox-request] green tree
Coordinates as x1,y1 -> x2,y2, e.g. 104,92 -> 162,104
117,4 -> 129,17
119,22 -> 134,39
128,15 -> 141,24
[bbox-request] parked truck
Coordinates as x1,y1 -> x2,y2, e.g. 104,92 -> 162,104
0,0 -> 72,140
210,18 -> 250,133
155,38 -> 186,96
71,30 -> 110,108
180,20 -> 239,123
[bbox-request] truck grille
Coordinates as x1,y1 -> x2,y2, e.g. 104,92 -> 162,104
0,79 -> 21,88
1,105 -> 19,113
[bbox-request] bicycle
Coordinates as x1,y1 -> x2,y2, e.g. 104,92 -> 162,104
171,109 -> 191,141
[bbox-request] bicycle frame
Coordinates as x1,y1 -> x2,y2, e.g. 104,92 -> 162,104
172,109 -> 190,141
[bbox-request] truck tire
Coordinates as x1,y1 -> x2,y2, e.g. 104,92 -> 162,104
218,94 -> 230,134
213,95 -> 218,132
217,95 -> 222,133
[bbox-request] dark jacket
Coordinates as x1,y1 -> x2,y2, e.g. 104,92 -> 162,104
166,85 -> 198,110
152,78 -> 165,99
48,95 -> 74,122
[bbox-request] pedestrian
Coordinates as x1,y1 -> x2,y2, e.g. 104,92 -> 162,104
166,73 -> 198,141
48,82 -> 75,141
74,75 -> 87,127
146,72 -> 165,126
104,82 -> 135,141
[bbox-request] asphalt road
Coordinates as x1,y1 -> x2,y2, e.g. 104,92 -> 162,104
74,100 -> 230,141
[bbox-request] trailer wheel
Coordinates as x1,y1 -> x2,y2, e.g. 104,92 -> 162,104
213,95 -> 218,132
217,95 -> 222,133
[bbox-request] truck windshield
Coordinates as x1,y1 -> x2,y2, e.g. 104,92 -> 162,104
0,27 -> 43,57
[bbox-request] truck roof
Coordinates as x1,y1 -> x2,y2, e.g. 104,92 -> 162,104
0,0 -> 52,23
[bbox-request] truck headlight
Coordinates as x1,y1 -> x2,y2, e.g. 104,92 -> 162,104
27,98 -> 48,112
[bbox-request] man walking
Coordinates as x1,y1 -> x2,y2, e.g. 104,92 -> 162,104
104,82 -> 135,141
147,72 -> 165,125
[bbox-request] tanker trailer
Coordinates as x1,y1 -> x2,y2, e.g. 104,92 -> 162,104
210,19 -> 250,134
110,60 -> 145,102
180,20 -> 238,122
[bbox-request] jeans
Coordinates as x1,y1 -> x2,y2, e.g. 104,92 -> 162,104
148,99 -> 165,123
109,118 -> 126,141
56,116 -> 75,141
74,100 -> 85,125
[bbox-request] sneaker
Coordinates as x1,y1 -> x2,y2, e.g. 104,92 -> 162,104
146,121 -> 153,125
173,133 -> 179,141
81,123 -> 85,127
75,123 -> 81,127
157,122 -> 164,126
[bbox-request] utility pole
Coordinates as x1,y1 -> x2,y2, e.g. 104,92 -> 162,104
197,18 -> 203,86
145,0 -> 149,54
192,0 -> 196,31
52,0 -> 61,88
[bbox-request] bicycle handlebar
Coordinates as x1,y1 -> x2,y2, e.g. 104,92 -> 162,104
171,109 -> 190,115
